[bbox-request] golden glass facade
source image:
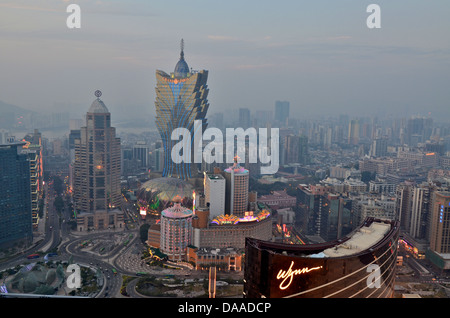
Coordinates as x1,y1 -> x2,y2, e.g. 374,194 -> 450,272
154,41 -> 209,180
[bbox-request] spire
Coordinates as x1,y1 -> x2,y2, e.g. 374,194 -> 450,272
174,38 -> 189,78
180,38 -> 185,60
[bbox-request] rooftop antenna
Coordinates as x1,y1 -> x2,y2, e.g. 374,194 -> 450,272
180,38 -> 185,59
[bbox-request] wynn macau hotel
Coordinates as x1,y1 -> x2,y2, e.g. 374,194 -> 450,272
244,217 -> 399,298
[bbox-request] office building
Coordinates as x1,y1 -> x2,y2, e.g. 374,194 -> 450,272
223,157 -> 249,217
154,39 -> 209,180
427,191 -> 450,272
239,108 -> 251,128
409,184 -> 432,240
73,91 -> 123,231
348,119 -> 360,145
21,129 -> 44,229
370,137 -> 388,158
274,101 -> 289,124
204,173 -> 226,219
406,116 -> 433,146
133,141 -> 150,168
0,142 -> 33,248
284,134 -> 310,165
429,191 -> 450,254
395,182 -> 413,232
69,129 -> 81,191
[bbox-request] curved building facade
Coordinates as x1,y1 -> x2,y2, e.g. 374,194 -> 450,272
223,159 -> 249,217
244,218 -> 399,298
160,202 -> 194,261
155,39 -> 209,180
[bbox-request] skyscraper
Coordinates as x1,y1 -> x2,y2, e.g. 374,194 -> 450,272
274,101 -> 289,124
155,39 -> 209,180
239,108 -> 251,128
132,141 -> 150,168
427,190 -> 450,271
370,137 -> 388,157
73,91 -> 123,231
21,129 -> 44,229
223,157 -> 249,217
0,142 -> 33,248
429,191 -> 450,254
348,119 -> 360,145
204,172 -> 226,219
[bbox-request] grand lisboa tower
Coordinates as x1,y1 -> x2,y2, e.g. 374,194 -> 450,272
154,39 -> 209,180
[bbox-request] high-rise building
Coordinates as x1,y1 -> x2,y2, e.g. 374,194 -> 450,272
203,172 -> 226,219
395,182 -> 413,231
429,191 -> 450,254
427,190 -> 450,271
155,39 -> 209,180
370,137 -> 388,157
239,108 -> 251,128
68,129 -> 81,192
284,134 -> 310,165
274,101 -> 289,124
223,157 -> 249,217
0,142 -> 33,248
348,119 -> 360,145
160,201 -> 194,261
21,129 -> 44,229
410,184 -> 432,240
133,141 -> 150,168
73,91 -> 123,231
406,116 -> 433,146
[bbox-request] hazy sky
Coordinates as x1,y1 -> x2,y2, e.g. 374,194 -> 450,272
1,0 -> 449,122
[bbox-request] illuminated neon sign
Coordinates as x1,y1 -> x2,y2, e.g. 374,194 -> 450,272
276,261 -> 323,290
210,210 -> 271,225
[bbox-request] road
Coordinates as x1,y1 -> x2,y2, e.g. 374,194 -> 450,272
0,177 -> 145,298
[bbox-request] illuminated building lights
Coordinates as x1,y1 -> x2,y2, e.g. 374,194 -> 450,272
210,210 -> 271,225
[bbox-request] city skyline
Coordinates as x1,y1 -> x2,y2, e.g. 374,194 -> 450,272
1,0 -> 450,302
0,1 -> 449,122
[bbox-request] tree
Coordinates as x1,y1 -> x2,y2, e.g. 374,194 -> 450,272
361,171 -> 376,183
139,224 -> 150,243
52,176 -> 64,196
54,196 -> 64,214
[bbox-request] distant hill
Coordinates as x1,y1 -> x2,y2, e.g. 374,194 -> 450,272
0,100 -> 34,115
0,100 -> 34,129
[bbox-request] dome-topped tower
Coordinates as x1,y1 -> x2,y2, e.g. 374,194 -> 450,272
155,39 -> 209,180
88,90 -> 109,113
174,39 -> 189,78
